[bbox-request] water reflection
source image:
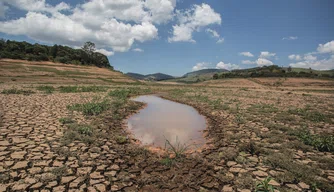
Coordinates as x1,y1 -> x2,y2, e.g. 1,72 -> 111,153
127,95 -> 206,148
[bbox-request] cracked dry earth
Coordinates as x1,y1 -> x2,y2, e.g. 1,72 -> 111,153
0,92 -> 101,191
1,83 -> 334,192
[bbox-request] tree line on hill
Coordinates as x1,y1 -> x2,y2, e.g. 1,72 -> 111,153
0,39 -> 112,69
212,65 -> 334,79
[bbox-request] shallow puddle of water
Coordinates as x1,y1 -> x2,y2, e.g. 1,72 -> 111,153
127,95 -> 206,149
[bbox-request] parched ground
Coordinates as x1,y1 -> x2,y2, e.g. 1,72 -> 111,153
0,63 -> 334,191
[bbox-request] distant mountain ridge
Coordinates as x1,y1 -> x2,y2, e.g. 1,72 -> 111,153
183,69 -> 228,78
126,72 -> 175,81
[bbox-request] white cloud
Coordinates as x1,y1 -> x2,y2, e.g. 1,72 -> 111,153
290,55 -> 334,70
288,54 -> 302,61
216,61 -> 239,70
168,3 -> 221,42
256,58 -> 274,66
132,48 -> 144,52
282,36 -> 298,40
259,51 -> 276,58
0,0 -> 179,53
216,38 -> 224,44
317,40 -> 334,54
239,52 -> 254,57
206,28 -> 224,44
242,60 -> 255,65
95,48 -> 114,56
206,29 -> 224,44
192,62 -> 210,71
304,54 -> 317,61
2,0 -> 70,14
289,40 -> 334,70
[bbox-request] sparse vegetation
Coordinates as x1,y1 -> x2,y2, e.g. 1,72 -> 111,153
67,100 -> 110,116
1,88 -> 35,95
37,85 -> 55,94
59,85 -> 107,93
59,117 -> 75,124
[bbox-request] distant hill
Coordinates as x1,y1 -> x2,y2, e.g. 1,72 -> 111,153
183,69 -> 228,78
165,68 -> 229,83
126,72 -> 175,81
126,73 -> 146,80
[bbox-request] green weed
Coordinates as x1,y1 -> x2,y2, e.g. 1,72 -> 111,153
255,177 -> 275,192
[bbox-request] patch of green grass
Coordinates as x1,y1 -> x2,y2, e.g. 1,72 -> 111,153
248,103 -> 278,114
37,85 -> 55,94
67,100 -> 109,116
1,88 -> 35,95
288,107 -> 332,123
116,136 -> 127,144
59,117 -> 75,124
109,87 -> 152,99
59,86 -> 107,93
160,157 -> 174,167
295,129 -> 334,152
265,151 -> 320,184
61,123 -> 100,145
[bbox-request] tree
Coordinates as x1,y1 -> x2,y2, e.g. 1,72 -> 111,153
50,45 -> 58,58
287,66 -> 292,72
81,41 -> 96,55
213,73 -> 219,79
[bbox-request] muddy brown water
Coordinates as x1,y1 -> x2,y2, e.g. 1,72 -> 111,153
127,95 -> 207,149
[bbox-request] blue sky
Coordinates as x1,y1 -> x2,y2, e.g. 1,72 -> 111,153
1,0 -> 334,76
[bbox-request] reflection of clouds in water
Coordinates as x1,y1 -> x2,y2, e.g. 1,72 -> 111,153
128,95 -> 206,148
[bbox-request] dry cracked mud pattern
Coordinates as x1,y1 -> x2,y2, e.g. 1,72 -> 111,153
0,81 -> 334,192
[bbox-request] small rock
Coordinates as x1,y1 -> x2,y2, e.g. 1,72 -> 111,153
268,180 -> 280,187
286,184 -> 301,191
94,184 -> 106,191
90,172 -> 104,179
77,167 -> 92,175
252,170 -> 268,177
222,185 -> 233,192
105,171 -> 117,177
298,182 -> 309,189
61,176 -> 76,184
12,161 -> 28,170
227,161 -> 237,167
